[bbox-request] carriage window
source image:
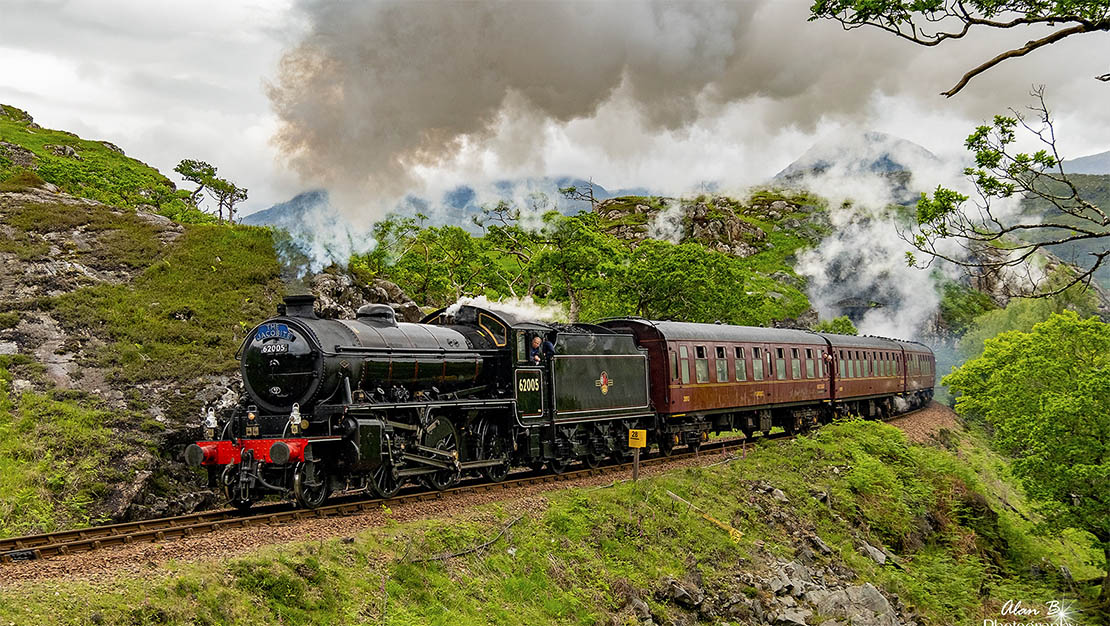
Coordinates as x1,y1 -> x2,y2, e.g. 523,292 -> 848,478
775,348 -> 786,380
734,347 -> 747,381
670,351 -> 678,380
695,346 -> 709,384
679,346 -> 690,384
791,348 -> 801,378
856,352 -> 863,378
805,349 -> 815,378
839,351 -> 846,378
715,346 -> 728,382
752,347 -> 764,380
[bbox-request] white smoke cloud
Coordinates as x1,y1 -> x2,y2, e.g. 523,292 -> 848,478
646,198 -> 685,243
444,295 -> 565,322
790,129 -> 1028,339
272,195 -> 377,276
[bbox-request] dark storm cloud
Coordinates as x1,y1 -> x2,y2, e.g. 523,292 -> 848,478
267,0 -> 1109,208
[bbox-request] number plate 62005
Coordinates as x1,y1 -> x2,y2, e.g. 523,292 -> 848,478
261,344 -> 289,354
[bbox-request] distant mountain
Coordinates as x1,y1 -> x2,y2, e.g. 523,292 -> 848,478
240,177 -> 652,230
241,189 -> 329,228
1061,150 -> 1110,175
775,131 -> 940,180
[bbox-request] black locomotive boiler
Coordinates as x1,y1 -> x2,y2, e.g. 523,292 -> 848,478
186,295 -> 934,509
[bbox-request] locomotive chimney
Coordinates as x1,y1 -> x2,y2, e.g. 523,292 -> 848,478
282,295 -> 318,318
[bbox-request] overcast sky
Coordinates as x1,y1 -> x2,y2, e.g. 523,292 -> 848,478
1,0 -> 1108,218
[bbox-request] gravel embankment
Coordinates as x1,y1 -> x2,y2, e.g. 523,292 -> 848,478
888,401 -> 961,444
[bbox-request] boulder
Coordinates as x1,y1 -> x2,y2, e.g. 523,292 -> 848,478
659,577 -> 704,609
774,607 -> 813,626
43,144 -> 82,159
858,543 -> 887,565
813,583 -> 897,626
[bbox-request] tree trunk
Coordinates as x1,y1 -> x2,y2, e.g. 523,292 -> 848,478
568,289 -> 580,323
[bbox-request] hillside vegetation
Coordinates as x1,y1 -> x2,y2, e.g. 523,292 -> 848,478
1,420 -> 1101,625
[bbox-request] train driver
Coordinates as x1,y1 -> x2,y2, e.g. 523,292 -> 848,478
529,335 -> 556,364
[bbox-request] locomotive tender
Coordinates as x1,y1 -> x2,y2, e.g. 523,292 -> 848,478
185,295 -> 935,509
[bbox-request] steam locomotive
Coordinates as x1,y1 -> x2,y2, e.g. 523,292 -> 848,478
185,295 -> 935,509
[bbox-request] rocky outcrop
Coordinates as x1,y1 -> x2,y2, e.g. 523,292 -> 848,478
596,193 -> 827,261
310,272 -> 422,322
0,140 -> 37,169
610,476 -> 929,626
43,143 -> 82,160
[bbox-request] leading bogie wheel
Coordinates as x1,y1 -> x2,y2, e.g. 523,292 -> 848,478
293,463 -> 331,509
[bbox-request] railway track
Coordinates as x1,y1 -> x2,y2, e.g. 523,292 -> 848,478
0,409 -> 924,565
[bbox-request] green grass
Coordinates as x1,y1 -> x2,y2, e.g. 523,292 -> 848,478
0,356 -> 144,538
48,223 -> 284,387
0,420 -> 1099,625
0,169 -> 45,192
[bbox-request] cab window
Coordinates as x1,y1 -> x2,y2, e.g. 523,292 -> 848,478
516,331 -> 528,363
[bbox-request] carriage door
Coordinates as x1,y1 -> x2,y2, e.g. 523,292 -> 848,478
514,330 -> 545,425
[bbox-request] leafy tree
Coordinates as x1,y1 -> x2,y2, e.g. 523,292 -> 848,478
609,239 -> 754,324
937,281 -> 998,336
809,1 -> 1110,97
173,159 -> 216,206
944,311 -> 1110,603
208,176 -> 248,223
956,270 -> 1100,357
531,212 -> 625,322
172,159 -> 248,223
907,92 -> 1109,296
813,316 -> 858,335
473,201 -> 547,298
559,179 -> 599,211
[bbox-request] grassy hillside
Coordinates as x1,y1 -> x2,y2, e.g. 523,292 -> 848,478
0,104 -> 194,215
1,420 -> 1100,625
0,194 -> 284,533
